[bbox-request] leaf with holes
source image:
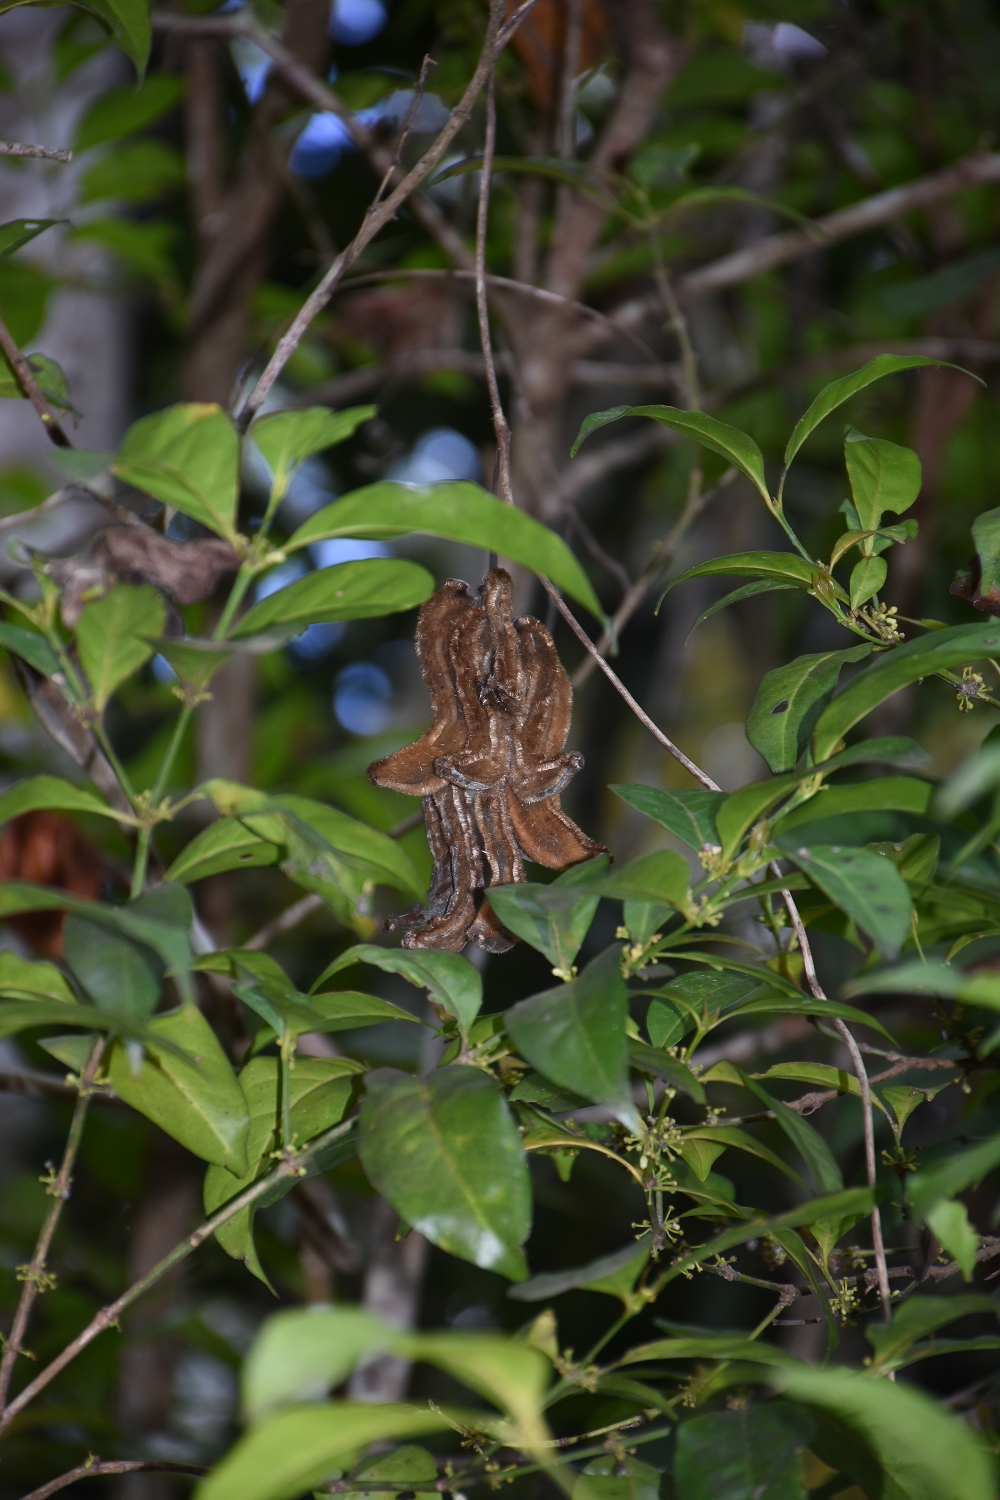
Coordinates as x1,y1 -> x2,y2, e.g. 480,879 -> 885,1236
747,645 -> 872,773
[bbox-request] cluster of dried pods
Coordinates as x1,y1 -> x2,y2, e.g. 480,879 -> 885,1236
369,569 -> 605,951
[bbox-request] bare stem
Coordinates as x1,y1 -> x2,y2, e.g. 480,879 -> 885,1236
0,141 -> 71,162
0,312 -> 71,447
0,1038 -> 105,1413
475,64 -> 512,504
18,1460 -> 205,1500
0,1116 -> 357,1431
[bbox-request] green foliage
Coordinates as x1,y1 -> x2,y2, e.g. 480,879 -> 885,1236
231,559 -> 436,638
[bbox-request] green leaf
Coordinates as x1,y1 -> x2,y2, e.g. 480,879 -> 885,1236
113,404 -> 239,541
908,1135 -> 1000,1219
0,775 -> 136,827
925,1200 -> 980,1281
686,579 -> 800,638
80,140 -> 184,205
242,1306 -> 390,1420
575,1455 -> 661,1500
777,775 -> 933,832
773,1363 -> 996,1500
811,621 -> 1000,762
205,1056 -> 361,1283
249,407 -> 375,499
600,850 -> 692,912
646,998 -> 686,1048
107,1004 -> 249,1171
196,1403 -> 451,1500
0,352 -> 77,413
166,820 -> 282,883
507,1238 -> 650,1305
627,1039 -> 705,1102
610,783 -> 724,852
867,1295 -> 999,1373
0,217 -> 63,260
747,645 -> 873,773
674,1402 -> 815,1500
783,355 -> 969,470
286,481 -> 603,621
358,1065 -> 531,1281
312,943 -> 481,1036
231,560 -> 435,639
666,551 -> 839,599
75,76 -> 183,152
150,637 -> 234,693
680,1125 -> 802,1182
571,406 -> 770,505
0,950 -> 76,1004
505,947 -> 638,1128
0,999 -> 153,1042
845,433 -> 922,531
488,861 -> 610,977
64,914 -> 163,1020
76,583 -> 166,712
777,843 -> 912,959
736,1070 -> 843,1194
715,771 -> 804,859
0,621 -> 60,677
346,1446 -> 437,1500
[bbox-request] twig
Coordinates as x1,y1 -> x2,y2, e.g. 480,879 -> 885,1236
539,580 -> 719,791
0,312 -> 71,447
0,1067 -> 120,1104
233,0 -> 541,429
371,55 -> 437,210
0,1039 -> 105,1413
245,893 -> 325,951
571,467 -> 738,687
0,141 -> 71,162
18,1460 -> 205,1500
0,1115 -> 357,1431
476,65 -> 512,504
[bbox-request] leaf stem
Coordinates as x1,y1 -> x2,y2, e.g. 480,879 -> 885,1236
213,563 -> 256,640
0,1037 -> 106,1414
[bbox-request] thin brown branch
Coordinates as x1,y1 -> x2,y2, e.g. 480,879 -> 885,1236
476,60 -> 512,504
0,1116 -> 356,1431
0,1068 -> 119,1104
233,0 -> 541,428
0,312 -> 71,447
0,1039 -> 105,1413
539,579 -> 719,790
0,141 -> 71,162
18,1460 -> 206,1500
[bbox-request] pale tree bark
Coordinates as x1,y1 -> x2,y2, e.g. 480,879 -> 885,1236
348,1197 -> 428,1402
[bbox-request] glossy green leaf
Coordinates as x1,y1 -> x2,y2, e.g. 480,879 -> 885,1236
774,1363 -> 996,1500
679,1125 -> 802,1182
908,1135 -> 1000,1219
811,621 -> 1000,762
314,943 -> 481,1036
508,1238 -> 650,1305
150,637 -> 233,692
610,783 -> 724,852
346,1446 -> 437,1500
506,947 -> 638,1128
0,217 -> 63,260
778,843 -> 912,959
747,644 -> 872,773
0,950 -> 76,1004
233,559 -> 434,639
0,1000 -> 153,1042
646,997 -> 686,1048
649,970 -> 761,1022
667,550 -> 837,599
107,1004 -> 249,1171
0,351 -> 78,413
166,819 -> 282,883
686,578 -> 800,638
242,1306 -> 390,1420
924,1199 -> 979,1280
0,622 -> 60,677
571,405 -> 770,503
196,1403 -> 450,1500
488,860 -> 609,977
205,1056 -> 361,1283
359,1065 -> 530,1281
113,404 -> 239,541
76,76 -> 183,151
777,775 -> 933,832
64,914 -> 163,1020
849,553 -> 888,610
845,432 -> 922,533
0,774 -> 136,827
674,1401 -> 815,1500
736,1070 -> 843,1194
867,1295 -> 999,1373
783,355 -> 962,470
627,1039 -> 705,1102
715,771 -> 804,859
575,1455 -> 661,1500
286,481 -> 602,621
76,583 -> 165,712
249,406 -> 375,498
601,850 -> 692,911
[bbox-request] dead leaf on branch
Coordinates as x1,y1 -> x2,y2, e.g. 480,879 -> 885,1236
47,526 -> 240,627
369,568 -> 605,952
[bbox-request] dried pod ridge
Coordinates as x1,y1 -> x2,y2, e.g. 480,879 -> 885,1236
368,568 -> 605,951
